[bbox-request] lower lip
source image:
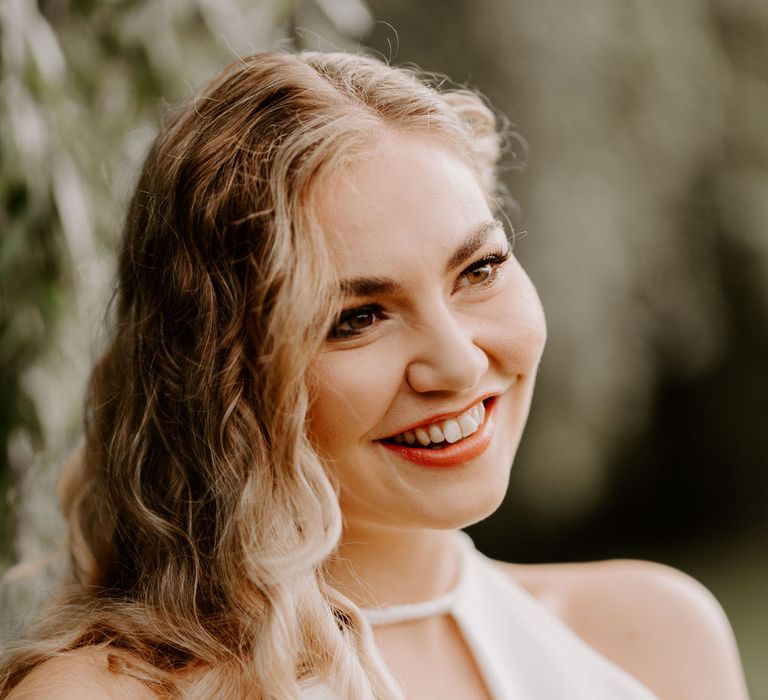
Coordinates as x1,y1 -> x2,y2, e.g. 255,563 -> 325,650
378,398 -> 497,468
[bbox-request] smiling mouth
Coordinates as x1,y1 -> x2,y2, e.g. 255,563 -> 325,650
380,398 -> 489,450
378,398 -> 498,468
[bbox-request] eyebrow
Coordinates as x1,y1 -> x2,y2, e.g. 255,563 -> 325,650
445,219 -> 505,272
338,219 -> 505,297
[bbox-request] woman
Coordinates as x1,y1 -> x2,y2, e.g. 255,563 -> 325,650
0,51 -> 749,699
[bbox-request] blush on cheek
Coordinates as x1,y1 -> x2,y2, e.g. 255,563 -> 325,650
306,345 -> 404,454
497,286 -> 547,373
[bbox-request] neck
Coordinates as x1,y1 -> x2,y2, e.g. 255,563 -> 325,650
324,523 -> 462,608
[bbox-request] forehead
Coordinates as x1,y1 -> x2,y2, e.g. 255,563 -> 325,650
315,133 -> 494,275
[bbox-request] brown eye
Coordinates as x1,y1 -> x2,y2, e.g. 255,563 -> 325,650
464,265 -> 493,285
329,305 -> 384,340
457,250 -> 511,290
346,310 -> 375,330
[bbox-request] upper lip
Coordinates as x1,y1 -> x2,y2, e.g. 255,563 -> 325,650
378,392 -> 499,440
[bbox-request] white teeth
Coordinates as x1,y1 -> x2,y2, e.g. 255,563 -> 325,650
428,425 -> 445,443
457,413 -> 479,438
387,400 -> 488,447
415,427 -> 431,446
442,419 -> 463,443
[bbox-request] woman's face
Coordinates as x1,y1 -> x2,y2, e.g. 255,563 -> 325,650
308,132 -> 546,533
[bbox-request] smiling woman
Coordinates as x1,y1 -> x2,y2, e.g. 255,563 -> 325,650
0,51 -> 749,699
308,134 -> 545,532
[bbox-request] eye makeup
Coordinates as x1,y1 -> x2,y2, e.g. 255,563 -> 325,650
327,245 -> 512,341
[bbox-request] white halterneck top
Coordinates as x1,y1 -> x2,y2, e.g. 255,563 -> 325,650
304,532 -> 658,699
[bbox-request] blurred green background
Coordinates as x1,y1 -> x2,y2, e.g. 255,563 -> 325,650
1,0 -> 766,696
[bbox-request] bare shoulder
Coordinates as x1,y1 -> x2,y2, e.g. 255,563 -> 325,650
6,647 -> 157,700
498,558 -> 750,699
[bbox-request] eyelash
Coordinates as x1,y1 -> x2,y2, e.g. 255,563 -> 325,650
327,247 -> 512,341
458,248 -> 511,289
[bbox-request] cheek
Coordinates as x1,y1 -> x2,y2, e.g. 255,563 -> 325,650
511,287 -> 547,367
307,344 -> 404,455
482,272 -> 547,373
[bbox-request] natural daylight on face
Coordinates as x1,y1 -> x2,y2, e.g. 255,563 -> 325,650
307,132 -> 547,534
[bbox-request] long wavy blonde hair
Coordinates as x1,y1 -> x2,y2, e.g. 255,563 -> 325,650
0,51 -> 506,699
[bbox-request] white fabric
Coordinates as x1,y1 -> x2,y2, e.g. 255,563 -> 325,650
304,532 -> 658,699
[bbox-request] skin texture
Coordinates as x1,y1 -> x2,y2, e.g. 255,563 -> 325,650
8,134 -> 750,699
504,559 -> 751,700
6,649 -> 156,700
310,132 -> 546,608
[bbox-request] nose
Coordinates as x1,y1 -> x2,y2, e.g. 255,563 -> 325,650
405,306 -> 488,394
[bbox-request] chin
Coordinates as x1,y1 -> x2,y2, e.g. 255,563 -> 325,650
456,480 -> 510,528
409,466 -> 512,531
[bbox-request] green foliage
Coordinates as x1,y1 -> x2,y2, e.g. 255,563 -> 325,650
0,0 -> 372,566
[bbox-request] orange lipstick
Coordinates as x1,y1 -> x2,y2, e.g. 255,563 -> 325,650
378,398 -> 497,468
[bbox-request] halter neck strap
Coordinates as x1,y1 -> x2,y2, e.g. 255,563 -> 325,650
359,531 -> 472,626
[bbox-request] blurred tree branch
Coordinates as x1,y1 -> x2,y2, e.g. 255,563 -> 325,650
0,0 -> 372,635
